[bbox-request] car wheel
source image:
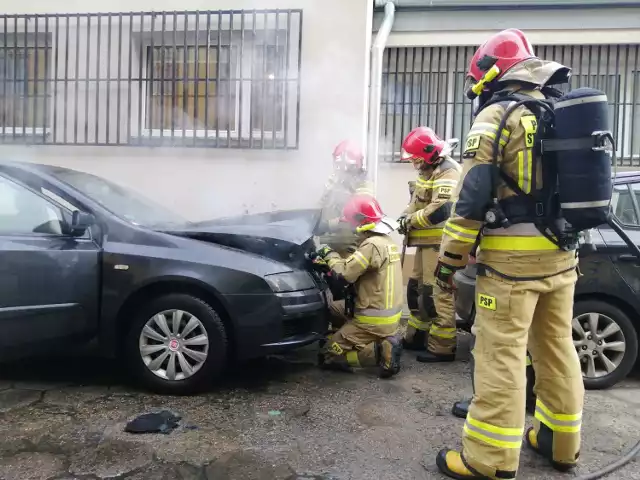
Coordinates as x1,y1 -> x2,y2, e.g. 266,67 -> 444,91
572,300 -> 639,390
125,294 -> 227,395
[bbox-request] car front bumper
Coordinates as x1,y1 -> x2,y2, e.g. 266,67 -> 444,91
231,287 -> 329,360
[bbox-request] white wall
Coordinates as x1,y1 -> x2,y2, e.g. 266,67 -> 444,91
0,0 -> 393,223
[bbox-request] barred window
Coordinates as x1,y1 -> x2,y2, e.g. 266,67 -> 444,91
0,38 -> 51,136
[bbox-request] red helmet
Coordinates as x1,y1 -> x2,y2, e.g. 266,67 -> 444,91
333,140 -> 364,171
342,194 -> 397,234
467,29 -> 536,95
401,127 -> 448,166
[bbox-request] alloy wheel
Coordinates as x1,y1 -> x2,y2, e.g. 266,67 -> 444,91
572,312 -> 626,379
139,309 -> 209,381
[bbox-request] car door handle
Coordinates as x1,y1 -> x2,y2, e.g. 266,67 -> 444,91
618,254 -> 640,263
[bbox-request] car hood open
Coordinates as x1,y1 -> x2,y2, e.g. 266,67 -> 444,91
164,208 -> 323,268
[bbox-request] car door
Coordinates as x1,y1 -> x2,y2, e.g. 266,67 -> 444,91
0,174 -> 101,355
599,180 -> 640,295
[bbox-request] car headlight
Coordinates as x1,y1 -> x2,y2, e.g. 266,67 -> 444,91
265,271 -> 316,292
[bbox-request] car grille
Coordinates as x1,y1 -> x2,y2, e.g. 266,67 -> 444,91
282,314 -> 325,338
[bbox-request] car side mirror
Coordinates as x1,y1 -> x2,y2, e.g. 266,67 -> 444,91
68,210 -> 95,237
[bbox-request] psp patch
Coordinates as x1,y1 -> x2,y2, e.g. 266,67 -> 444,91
464,135 -> 481,152
477,293 -> 497,311
437,185 -> 453,198
330,342 -> 344,355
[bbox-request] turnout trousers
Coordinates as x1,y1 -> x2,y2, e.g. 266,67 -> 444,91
405,246 -> 456,354
462,268 -> 583,478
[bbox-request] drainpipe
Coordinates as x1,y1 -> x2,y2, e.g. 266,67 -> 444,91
367,0 -> 395,196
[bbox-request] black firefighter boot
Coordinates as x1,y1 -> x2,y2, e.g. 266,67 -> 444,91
377,336 -> 402,379
452,399 -> 471,419
416,349 -> 456,363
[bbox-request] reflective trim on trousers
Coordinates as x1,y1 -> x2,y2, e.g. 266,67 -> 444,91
480,235 -> 558,251
408,314 -> 430,331
346,351 -> 360,367
354,307 -> 402,325
534,398 -> 582,433
409,226 -> 444,238
429,325 -> 456,339
443,222 -> 479,244
464,416 -> 524,449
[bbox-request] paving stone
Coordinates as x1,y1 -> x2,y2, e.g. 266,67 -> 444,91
69,439 -> 152,478
0,452 -> 66,480
0,389 -> 41,413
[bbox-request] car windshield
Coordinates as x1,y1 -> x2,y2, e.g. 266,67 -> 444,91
48,168 -> 189,228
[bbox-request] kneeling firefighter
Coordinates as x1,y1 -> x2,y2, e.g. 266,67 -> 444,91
317,140 -> 374,257
434,29 -> 613,479
397,127 -> 462,362
314,194 -> 403,379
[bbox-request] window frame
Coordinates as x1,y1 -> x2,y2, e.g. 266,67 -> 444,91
0,173 -> 75,237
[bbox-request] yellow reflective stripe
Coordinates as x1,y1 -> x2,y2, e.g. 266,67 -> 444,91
517,149 -> 533,194
467,124 -> 510,146
408,315 -> 430,331
464,416 -> 524,449
416,210 -> 429,228
416,177 -> 430,186
526,355 -> 532,366
443,221 -> 479,244
385,263 -> 393,310
429,326 -> 456,339
349,251 -> 369,269
535,398 -> 582,433
480,236 -> 557,251
409,228 -> 444,237
346,351 -> 360,367
354,312 -> 402,325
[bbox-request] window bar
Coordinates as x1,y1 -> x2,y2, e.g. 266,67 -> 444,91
417,47 -> 424,130
399,48 -> 408,152
95,14 -> 101,144
43,16 -> 49,143
137,14 -> 144,145
158,13 -> 166,142
442,47 -> 451,139
587,45 -> 593,90
193,12 -> 199,146
126,12 -> 133,143
613,45 -> 620,153
62,16 -> 70,143
452,46 -> 460,158
596,45 -> 602,96
116,12 -> 123,144
146,13 -> 154,145
407,47 -> 416,142
215,12 -> 222,144
227,11 -> 233,148
73,14 -> 80,143
1,17 -> 6,139
569,45 -> 575,90
182,13 -> 188,143
84,14 -> 92,144
52,16 -> 59,143
204,11 -> 211,142
22,18 -> 28,141
391,49 -> 399,160
237,12 -> 245,144
577,46 -> 584,88
383,48 -> 392,161
248,10 -> 255,148
31,15 -> 39,144
171,11 -> 177,142
295,10 -> 302,149
281,11 -> 289,149
270,10 -> 278,149
621,46 -> 630,164
435,47 -> 443,135
260,11 -> 268,149
629,46 -> 639,165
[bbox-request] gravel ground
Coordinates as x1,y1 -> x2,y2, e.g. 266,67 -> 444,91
0,332 -> 638,480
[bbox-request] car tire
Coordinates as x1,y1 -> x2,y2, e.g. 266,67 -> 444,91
573,299 -> 639,390
125,294 -> 228,395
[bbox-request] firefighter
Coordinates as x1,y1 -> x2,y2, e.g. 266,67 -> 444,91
434,29 -> 583,479
397,127 -> 462,362
315,194 -> 403,379
317,140 -> 374,257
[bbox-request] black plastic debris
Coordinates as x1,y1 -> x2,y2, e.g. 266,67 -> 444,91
125,410 -> 181,434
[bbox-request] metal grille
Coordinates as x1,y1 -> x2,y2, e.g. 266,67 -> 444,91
0,10 -> 302,148
381,44 -> 640,165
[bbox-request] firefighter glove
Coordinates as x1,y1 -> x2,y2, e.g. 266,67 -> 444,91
434,261 -> 458,292
397,215 -> 411,235
316,244 -> 335,260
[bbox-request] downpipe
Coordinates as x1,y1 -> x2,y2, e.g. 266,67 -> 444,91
366,0 -> 395,195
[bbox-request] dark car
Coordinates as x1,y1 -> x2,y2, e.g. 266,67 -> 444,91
454,171 -> 640,390
0,161 -> 328,394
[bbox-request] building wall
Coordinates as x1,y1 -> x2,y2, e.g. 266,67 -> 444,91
0,0 -> 380,223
